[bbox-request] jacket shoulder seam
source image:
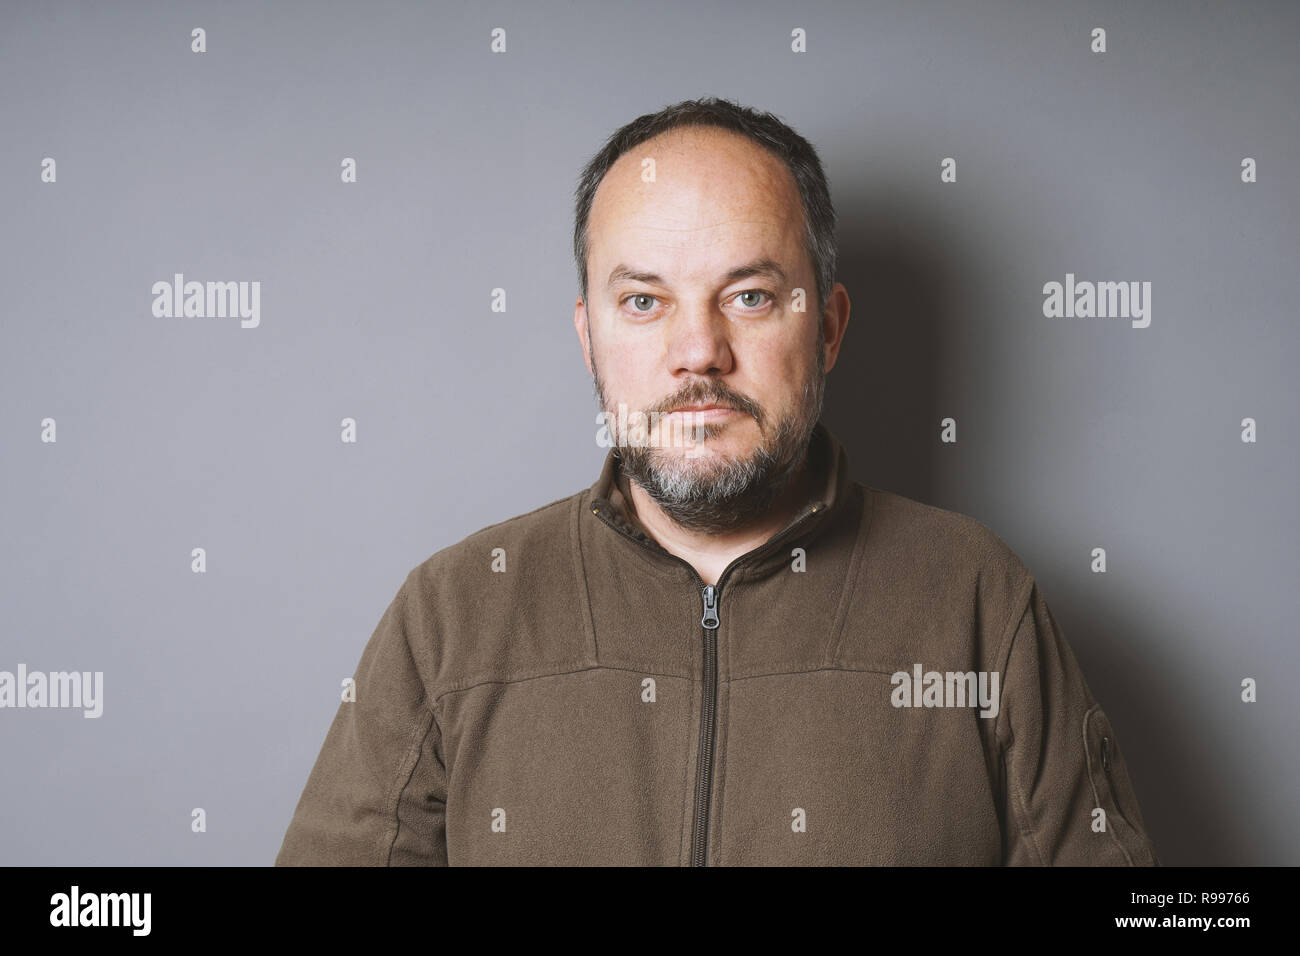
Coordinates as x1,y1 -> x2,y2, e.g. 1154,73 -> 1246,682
991,574 -> 1036,737
383,702 -> 439,866
992,576 -> 1046,865
432,661 -> 619,704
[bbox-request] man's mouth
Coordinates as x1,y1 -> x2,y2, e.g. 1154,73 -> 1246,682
666,405 -> 738,418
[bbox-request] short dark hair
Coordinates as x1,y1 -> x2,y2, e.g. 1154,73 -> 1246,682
573,96 -> 838,316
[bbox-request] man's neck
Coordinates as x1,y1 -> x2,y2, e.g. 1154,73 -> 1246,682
618,461 -> 815,587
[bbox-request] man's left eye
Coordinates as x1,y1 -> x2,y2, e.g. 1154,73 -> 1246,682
734,290 -> 772,308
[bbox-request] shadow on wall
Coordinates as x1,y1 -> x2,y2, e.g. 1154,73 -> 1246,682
823,201 -> 1248,865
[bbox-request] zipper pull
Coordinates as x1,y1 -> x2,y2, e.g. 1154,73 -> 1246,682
700,585 -> 720,629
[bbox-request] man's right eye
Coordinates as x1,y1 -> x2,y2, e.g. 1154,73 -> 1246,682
623,293 -> 658,313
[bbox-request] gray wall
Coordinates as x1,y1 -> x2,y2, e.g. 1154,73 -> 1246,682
1,0 -> 1295,865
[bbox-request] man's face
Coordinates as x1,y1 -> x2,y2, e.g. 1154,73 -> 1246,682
575,126 -> 830,533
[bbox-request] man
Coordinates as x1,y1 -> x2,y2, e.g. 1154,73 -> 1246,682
275,97 -> 1159,866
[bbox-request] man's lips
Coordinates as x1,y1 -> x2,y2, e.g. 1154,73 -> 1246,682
662,405 -> 741,423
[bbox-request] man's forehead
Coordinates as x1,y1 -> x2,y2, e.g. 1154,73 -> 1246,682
595,128 -> 798,218
590,129 -> 804,280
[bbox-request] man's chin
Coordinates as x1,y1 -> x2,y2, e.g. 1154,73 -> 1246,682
672,421 -> 759,455
642,440 -> 751,473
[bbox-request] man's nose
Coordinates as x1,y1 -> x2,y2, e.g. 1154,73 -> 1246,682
664,303 -> 734,377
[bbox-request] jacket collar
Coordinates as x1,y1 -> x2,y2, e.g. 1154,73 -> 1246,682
585,419 -> 853,575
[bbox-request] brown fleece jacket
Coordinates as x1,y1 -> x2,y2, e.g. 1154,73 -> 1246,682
275,421 -> 1159,866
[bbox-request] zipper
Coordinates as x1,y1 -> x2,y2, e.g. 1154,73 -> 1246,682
692,584 -> 720,867
590,495 -> 825,866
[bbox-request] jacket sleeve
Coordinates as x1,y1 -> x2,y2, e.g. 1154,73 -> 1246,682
275,572 -> 449,866
993,578 -> 1159,866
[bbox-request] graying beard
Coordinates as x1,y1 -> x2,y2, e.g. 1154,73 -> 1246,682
616,398 -> 817,534
592,329 -> 826,534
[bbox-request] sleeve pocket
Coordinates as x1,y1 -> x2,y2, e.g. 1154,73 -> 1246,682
1083,704 -> 1159,865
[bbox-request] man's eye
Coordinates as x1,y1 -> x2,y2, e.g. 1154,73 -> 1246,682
622,290 -> 772,314
734,290 -> 772,309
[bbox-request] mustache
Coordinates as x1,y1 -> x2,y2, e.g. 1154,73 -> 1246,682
651,385 -> 761,422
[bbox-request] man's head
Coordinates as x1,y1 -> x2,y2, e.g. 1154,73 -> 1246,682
572,97 -> 849,533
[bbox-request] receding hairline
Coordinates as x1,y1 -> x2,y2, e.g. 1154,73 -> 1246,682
598,123 -> 797,195
587,128 -> 808,295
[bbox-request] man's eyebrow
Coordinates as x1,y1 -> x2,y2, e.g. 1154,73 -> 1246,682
605,257 -> 789,289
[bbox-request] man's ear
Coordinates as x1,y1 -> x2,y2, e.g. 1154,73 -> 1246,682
820,282 -> 851,374
574,298 -> 594,377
